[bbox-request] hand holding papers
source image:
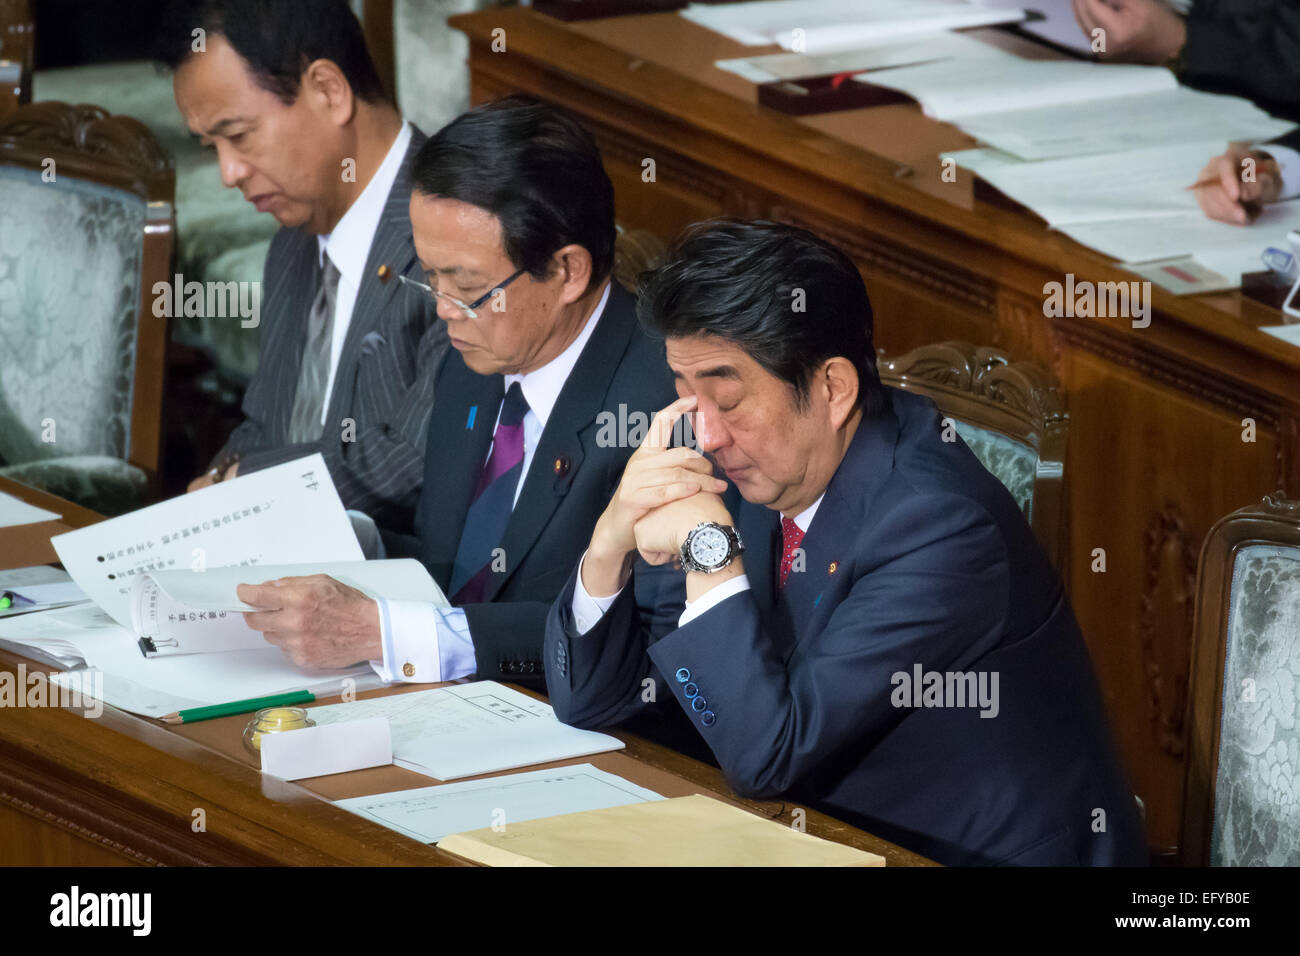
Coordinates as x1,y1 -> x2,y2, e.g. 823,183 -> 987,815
0,455 -> 399,716
130,559 -> 446,658
52,454 -> 363,627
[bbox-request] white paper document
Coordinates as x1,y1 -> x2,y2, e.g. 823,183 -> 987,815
50,664 -> 385,719
715,30 -> 1015,83
335,764 -> 664,844
1058,200 -> 1300,278
683,0 -> 1024,50
0,490 -> 60,529
957,87 -> 1295,161
128,559 -> 446,657
52,454 -> 362,628
944,140 -> 1225,225
864,56 -> 1175,120
307,682 -> 626,780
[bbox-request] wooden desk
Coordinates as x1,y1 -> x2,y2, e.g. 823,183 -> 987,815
0,646 -> 932,866
450,7 -> 1300,856
0,476 -> 102,570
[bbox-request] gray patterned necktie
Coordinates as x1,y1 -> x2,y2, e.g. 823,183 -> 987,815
288,255 -> 341,443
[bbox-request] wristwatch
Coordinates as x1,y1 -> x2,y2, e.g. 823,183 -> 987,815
679,522 -> 744,574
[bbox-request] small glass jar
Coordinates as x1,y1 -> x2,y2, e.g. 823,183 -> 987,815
242,706 -> 314,757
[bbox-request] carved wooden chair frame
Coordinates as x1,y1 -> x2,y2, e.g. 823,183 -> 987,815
1181,492 -> 1300,866
0,101 -> 176,482
0,0 -> 33,112
878,340 -> 1069,570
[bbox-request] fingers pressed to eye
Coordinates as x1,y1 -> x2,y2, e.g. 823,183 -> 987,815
642,395 -> 698,451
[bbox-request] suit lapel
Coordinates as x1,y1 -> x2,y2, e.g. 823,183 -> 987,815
325,129 -> 425,427
486,283 -> 638,601
421,358 -> 502,591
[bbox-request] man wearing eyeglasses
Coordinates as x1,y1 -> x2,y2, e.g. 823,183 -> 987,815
236,96 -> 683,689
162,0 -> 447,528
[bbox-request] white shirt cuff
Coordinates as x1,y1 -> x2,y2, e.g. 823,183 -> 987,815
571,550 -> 623,635
1255,143 -> 1300,201
369,600 -> 477,683
678,574 -> 751,628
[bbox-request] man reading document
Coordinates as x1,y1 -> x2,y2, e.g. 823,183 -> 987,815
544,220 -> 1148,867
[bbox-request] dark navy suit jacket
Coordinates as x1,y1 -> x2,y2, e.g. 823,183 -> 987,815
544,387 -> 1148,866
387,282 -> 677,687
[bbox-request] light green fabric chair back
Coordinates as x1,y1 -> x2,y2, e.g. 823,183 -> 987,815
0,164 -> 144,464
1185,495 -> 1300,865
1209,542 -> 1300,865
950,419 -> 1037,521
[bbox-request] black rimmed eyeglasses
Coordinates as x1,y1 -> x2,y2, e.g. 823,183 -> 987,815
397,267 -> 527,319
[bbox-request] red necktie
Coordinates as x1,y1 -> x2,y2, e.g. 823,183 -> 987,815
780,516 -> 805,588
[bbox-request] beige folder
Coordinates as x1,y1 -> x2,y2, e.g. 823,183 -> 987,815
437,793 -> 887,867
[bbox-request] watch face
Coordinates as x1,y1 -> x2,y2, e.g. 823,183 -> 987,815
690,526 -> 730,568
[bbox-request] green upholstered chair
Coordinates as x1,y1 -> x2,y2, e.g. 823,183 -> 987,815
1183,493 -> 1300,866
879,341 -> 1068,570
0,101 -> 174,514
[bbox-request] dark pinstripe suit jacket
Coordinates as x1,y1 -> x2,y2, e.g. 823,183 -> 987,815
213,128 -> 448,528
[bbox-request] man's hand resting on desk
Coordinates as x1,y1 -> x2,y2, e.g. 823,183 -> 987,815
580,395 -> 728,598
1194,144 -> 1283,224
1072,0 -> 1186,63
237,574 -> 380,668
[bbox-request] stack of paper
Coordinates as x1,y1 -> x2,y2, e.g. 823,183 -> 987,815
682,0 -> 1024,53
437,793 -> 887,866
0,454 -> 396,716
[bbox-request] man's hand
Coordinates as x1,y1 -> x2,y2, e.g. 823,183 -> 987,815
187,471 -> 218,493
186,459 -> 239,493
1072,0 -> 1186,63
237,574 -> 381,669
582,395 -> 728,597
633,493 -> 744,602
1193,144 -> 1282,224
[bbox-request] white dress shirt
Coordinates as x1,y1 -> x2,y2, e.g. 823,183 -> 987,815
314,121 -> 413,426
570,492 -> 826,635
371,282 -> 613,683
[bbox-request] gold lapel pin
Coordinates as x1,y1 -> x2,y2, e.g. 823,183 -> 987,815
377,264 -> 391,281
553,455 -> 571,477
828,561 -> 839,575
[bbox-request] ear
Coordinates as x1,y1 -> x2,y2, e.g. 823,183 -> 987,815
820,357 -> 860,431
552,243 -> 595,305
301,58 -> 355,127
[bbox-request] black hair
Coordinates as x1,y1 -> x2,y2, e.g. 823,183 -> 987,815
409,95 -> 616,294
156,0 -> 386,105
638,219 -> 883,417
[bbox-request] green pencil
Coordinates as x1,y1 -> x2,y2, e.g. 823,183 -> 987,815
160,689 -> 316,725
